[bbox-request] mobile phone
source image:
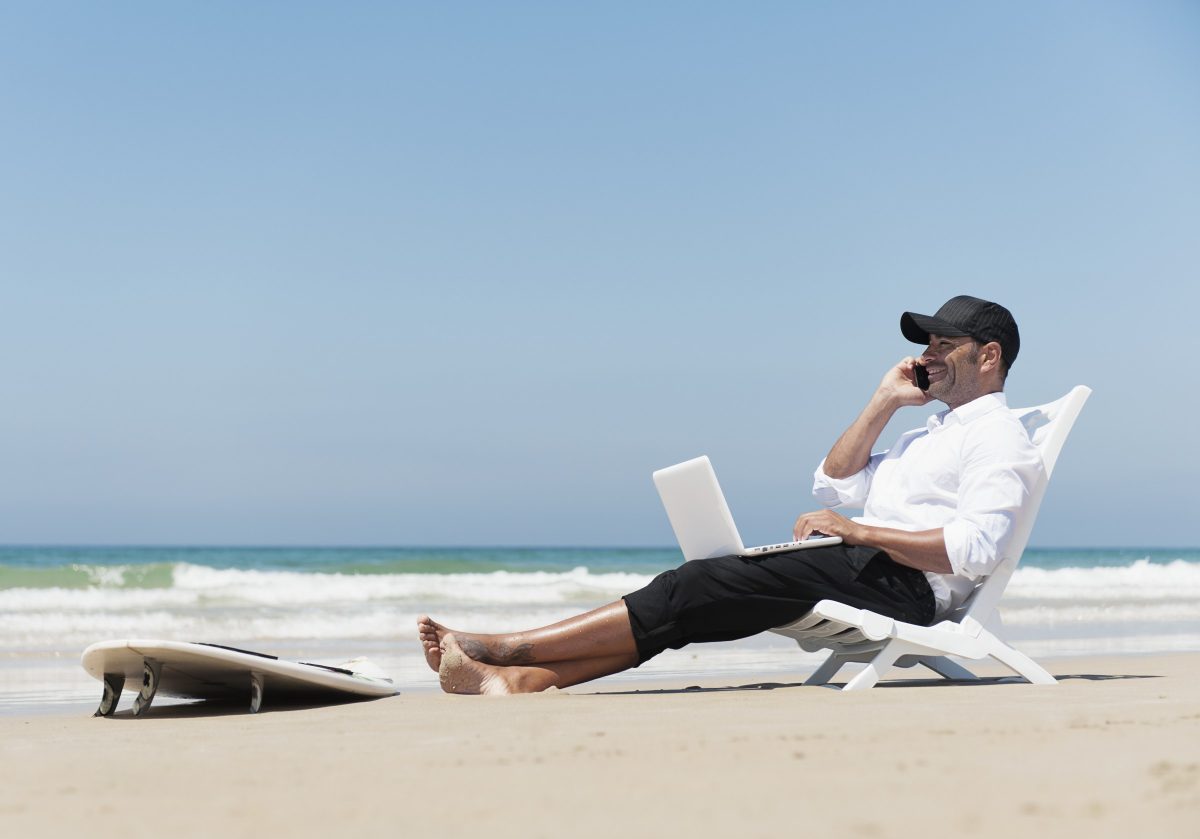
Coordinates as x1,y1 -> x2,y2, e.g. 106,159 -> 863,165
913,363 -> 930,391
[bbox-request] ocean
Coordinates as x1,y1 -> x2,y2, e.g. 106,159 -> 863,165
3,545 -> 1199,714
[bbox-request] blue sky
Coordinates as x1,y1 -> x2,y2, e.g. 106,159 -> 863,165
2,2 -> 1197,547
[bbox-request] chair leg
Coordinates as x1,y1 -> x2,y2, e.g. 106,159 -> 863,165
842,642 -> 908,691
986,641 -> 1057,685
804,652 -> 846,686
919,656 -> 980,682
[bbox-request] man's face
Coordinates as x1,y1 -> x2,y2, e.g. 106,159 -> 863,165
920,334 -> 982,408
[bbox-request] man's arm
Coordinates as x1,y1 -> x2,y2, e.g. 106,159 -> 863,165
822,357 -> 931,479
801,356 -> 950,572
792,510 -> 952,574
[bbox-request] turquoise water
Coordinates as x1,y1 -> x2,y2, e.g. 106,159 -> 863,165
2,545 -> 1198,714
4,543 -> 1195,578
0,545 -> 678,585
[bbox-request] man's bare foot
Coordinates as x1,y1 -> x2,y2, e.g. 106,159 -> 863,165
417,615 -> 452,672
417,616 -> 537,673
438,634 -> 515,695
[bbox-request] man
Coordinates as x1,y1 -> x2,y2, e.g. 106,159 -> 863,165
418,295 -> 1043,695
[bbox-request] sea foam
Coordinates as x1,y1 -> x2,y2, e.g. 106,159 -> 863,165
2,559 -> 1198,653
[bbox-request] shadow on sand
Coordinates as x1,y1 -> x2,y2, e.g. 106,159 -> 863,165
93,693 -> 390,720
596,671 -> 1160,696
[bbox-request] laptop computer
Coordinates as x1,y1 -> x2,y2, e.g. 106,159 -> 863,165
653,455 -> 843,560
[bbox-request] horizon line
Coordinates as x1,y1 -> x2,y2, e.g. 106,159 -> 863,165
1,543 -> 1193,553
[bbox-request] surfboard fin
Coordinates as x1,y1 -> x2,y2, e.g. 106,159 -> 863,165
132,659 -> 162,717
95,673 -> 124,717
249,671 -> 264,713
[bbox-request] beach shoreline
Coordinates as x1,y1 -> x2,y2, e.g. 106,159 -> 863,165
3,651 -> 1197,838
5,544 -> 1199,721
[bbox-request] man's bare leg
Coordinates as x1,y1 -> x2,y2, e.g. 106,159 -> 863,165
417,600 -> 638,673
438,633 -> 639,695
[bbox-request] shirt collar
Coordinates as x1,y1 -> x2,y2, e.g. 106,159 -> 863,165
927,391 -> 1008,432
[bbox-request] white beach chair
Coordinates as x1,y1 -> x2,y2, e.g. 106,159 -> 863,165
771,385 -> 1092,691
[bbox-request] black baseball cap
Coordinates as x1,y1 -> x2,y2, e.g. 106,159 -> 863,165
900,295 -> 1020,368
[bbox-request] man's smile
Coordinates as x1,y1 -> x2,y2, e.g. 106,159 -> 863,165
923,365 -> 948,383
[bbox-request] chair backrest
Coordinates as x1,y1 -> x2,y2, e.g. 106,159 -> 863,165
952,385 -> 1092,625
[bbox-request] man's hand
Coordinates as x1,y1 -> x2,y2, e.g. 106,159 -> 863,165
793,510 -> 864,543
882,356 -> 934,409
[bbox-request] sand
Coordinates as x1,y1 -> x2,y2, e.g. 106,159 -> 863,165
2,652 -> 1198,838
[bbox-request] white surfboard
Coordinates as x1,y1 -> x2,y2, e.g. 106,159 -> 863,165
81,639 -> 399,717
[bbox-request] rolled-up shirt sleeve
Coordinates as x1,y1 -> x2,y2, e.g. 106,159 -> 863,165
941,431 -> 1044,581
812,454 -> 881,509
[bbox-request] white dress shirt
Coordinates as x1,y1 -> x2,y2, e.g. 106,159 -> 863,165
812,392 -> 1044,620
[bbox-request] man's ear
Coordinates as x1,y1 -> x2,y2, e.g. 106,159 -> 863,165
979,341 -> 1002,373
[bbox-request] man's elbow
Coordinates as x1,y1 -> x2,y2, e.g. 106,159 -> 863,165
821,456 -> 865,481
821,467 -> 856,481
948,543 -> 1003,581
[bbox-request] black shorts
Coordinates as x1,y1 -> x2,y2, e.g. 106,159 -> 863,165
621,544 -> 936,665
